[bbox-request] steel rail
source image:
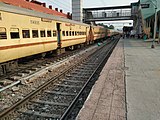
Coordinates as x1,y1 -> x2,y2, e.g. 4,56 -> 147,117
60,39 -> 119,120
0,44 -> 92,92
0,40 -> 112,120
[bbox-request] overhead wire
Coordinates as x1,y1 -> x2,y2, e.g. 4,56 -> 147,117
54,0 -> 71,8
53,0 -> 71,12
45,0 -> 71,12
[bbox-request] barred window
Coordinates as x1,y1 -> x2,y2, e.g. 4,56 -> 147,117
32,30 -> 38,38
79,32 -> 82,35
40,30 -> 46,37
10,28 -> 20,39
66,31 -> 68,36
62,31 -> 65,36
47,30 -> 51,37
22,30 -> 30,38
72,31 -> 74,36
53,30 -> 57,37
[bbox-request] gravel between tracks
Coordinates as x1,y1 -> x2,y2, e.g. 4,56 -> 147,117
0,45 -> 98,112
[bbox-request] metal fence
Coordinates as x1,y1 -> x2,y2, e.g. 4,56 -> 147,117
91,9 -> 131,19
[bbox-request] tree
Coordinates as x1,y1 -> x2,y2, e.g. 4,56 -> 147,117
109,25 -> 114,29
104,25 -> 108,28
97,23 -> 109,28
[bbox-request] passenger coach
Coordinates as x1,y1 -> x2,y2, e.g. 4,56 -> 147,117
0,1 -> 107,74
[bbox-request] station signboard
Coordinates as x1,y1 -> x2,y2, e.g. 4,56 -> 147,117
141,4 -> 150,9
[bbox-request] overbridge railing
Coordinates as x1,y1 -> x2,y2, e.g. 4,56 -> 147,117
83,5 -> 133,22
91,10 -> 131,18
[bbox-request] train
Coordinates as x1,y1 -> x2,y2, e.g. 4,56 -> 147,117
0,1 -> 118,74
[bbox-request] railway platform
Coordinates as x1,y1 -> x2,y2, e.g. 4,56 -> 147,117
77,38 -> 160,120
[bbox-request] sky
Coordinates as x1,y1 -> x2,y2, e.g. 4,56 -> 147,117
84,0 -> 138,8
40,0 -> 139,29
41,0 -> 139,13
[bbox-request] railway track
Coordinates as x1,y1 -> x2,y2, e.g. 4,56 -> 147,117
0,43 -> 100,112
0,44 -> 94,91
0,38 -> 119,120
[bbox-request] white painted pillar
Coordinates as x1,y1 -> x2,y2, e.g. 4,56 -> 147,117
72,0 -> 83,22
159,21 -> 160,41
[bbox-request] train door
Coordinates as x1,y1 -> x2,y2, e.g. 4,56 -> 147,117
89,26 -> 94,44
56,23 -> 61,48
86,27 -> 88,43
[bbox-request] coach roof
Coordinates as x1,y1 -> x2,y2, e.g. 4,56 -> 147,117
0,2 -> 89,26
0,0 -> 68,18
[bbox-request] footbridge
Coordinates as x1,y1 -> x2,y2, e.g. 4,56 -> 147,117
83,5 -> 134,22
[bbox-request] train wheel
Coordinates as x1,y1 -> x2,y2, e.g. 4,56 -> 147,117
41,53 -> 46,58
69,46 -> 74,50
0,61 -> 18,75
77,44 -> 81,49
1,64 -> 6,75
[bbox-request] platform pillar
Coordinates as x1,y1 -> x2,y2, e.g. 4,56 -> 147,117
158,21 -> 160,42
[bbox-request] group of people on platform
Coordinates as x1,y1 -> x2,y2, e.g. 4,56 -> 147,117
122,30 -> 160,44
123,30 -> 149,39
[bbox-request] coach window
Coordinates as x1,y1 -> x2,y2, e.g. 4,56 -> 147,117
69,31 -> 71,36
22,30 -> 30,38
10,28 -> 20,39
72,31 -> 74,36
40,30 -> 46,37
32,30 -> 38,38
47,30 -> 51,37
0,27 -> 7,39
62,31 -> 65,36
66,31 -> 68,36
75,31 -> 77,36
79,32 -> 81,35
53,30 -> 57,37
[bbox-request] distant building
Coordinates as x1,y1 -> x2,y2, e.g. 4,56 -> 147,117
136,0 -> 160,38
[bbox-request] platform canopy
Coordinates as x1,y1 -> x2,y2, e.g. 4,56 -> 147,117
140,0 -> 160,19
